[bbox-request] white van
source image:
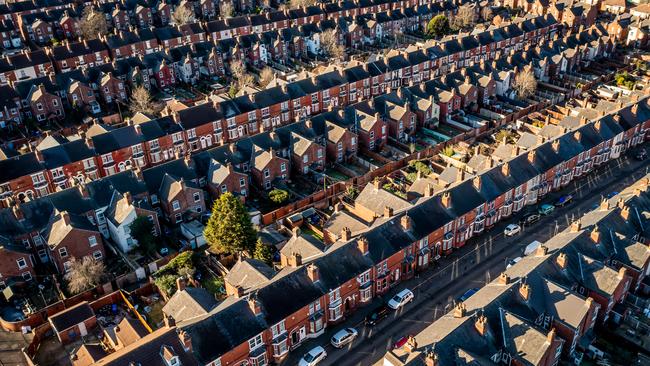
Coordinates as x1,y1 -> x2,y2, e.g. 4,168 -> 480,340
523,240 -> 542,256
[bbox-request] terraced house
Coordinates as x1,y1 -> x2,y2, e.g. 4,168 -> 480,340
155,97 -> 649,366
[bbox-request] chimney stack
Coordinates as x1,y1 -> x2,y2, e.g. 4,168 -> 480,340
341,227 -> 351,241
453,302 -> 466,318
570,219 -> 581,232
357,236 -> 369,255
472,175 -> 481,191
600,198 -> 610,211
441,192 -> 451,208
527,150 -> 536,164
590,226 -> 600,243
535,245 -> 548,257
288,252 -> 302,267
556,252 -> 567,269
176,276 -> 186,292
546,328 -> 556,344
61,211 -> 71,226
425,184 -> 434,197
475,314 -> 488,336
400,214 -> 412,231
618,267 -> 627,280
502,162 -> 510,176
247,296 -> 263,316
498,272 -> 510,285
519,282 -> 531,301
179,330 -> 192,352
384,206 -> 394,218
292,226 -> 301,237
307,263 -> 320,283
620,204 -> 630,221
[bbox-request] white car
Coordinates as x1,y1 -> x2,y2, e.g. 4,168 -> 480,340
331,327 -> 358,348
299,346 -> 327,366
506,257 -> 522,269
387,289 -> 414,310
504,224 -> 521,237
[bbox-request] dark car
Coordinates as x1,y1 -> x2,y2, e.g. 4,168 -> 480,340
555,195 -> 573,207
365,305 -> 389,326
520,213 -> 541,226
635,149 -> 647,161
457,288 -> 479,302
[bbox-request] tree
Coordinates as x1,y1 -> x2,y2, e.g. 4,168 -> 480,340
230,60 -> 254,91
269,188 -> 289,204
79,5 -> 108,41
129,85 -> 158,116
258,67 -> 275,88
219,1 -> 234,18
513,68 -> 537,99
129,216 -> 157,254
65,257 -> 106,294
441,146 -> 454,157
172,5 -> 195,25
427,15 -> 450,38
451,5 -> 475,30
253,238 -> 274,265
481,6 -> 494,22
203,192 -> 257,255
320,29 -> 345,61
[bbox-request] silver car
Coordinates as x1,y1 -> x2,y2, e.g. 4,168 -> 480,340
330,327 -> 358,348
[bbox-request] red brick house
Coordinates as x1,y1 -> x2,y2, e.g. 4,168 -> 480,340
156,173 -> 206,224
250,145 -> 289,190
0,240 -> 35,286
207,159 -> 249,201
290,131 -> 324,174
46,211 -> 105,274
99,72 -> 127,104
28,84 -> 64,122
325,121 -> 357,163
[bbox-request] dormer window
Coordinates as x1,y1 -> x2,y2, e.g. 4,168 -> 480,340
160,345 -> 180,366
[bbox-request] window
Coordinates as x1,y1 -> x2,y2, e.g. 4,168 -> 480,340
172,200 -> 181,211
151,195 -> 159,204
174,213 -> 182,223
280,163 -> 286,172
240,178 -> 246,187
63,261 -> 72,272
102,154 -> 113,164
59,247 -> 68,258
264,169 -> 270,178
88,236 -> 97,247
351,137 -> 356,146
221,184 -> 227,194
16,258 -> 27,269
193,192 -> 201,202
248,333 -> 264,350
317,149 -> 323,158
22,272 -> 32,281
271,320 -> 286,338
93,251 -> 103,260
309,300 -> 321,315
303,155 -> 308,163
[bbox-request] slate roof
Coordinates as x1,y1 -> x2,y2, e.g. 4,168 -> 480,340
162,287 -> 218,323
49,301 -> 95,332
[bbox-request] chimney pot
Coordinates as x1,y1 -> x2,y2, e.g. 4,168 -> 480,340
453,302 -> 466,318
498,272 -> 509,285
556,252 -> 567,269
475,314 -> 488,336
357,236 -> 369,255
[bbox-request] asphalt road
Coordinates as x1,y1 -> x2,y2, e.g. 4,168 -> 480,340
281,146 -> 650,366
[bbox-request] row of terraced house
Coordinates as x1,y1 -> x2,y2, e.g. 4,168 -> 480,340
383,175 -> 650,366
0,13 -> 583,206
147,94 -> 650,366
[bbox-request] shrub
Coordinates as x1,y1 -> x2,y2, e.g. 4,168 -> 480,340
269,189 -> 289,204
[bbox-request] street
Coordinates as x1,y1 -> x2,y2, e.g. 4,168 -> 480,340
281,147 -> 650,366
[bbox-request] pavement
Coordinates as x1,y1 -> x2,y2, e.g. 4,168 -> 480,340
280,146 -> 650,366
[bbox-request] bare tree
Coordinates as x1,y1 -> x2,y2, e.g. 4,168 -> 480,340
259,67 -> 275,88
79,5 -> 108,40
172,5 -> 195,25
65,257 -> 106,294
129,85 -> 159,115
451,5 -> 476,30
320,29 -> 345,61
513,68 -> 537,99
230,59 -> 254,91
481,6 -> 494,22
220,1 -> 234,18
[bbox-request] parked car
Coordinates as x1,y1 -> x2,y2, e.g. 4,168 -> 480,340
457,288 -> 479,302
507,257 -> 522,269
299,346 -> 327,366
504,224 -> 521,237
331,327 -> 358,348
520,213 -> 540,226
387,289 -> 414,310
538,204 -> 555,215
393,335 -> 412,349
555,195 -> 573,207
365,305 -> 389,326
635,149 -> 647,161
523,240 -> 543,256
